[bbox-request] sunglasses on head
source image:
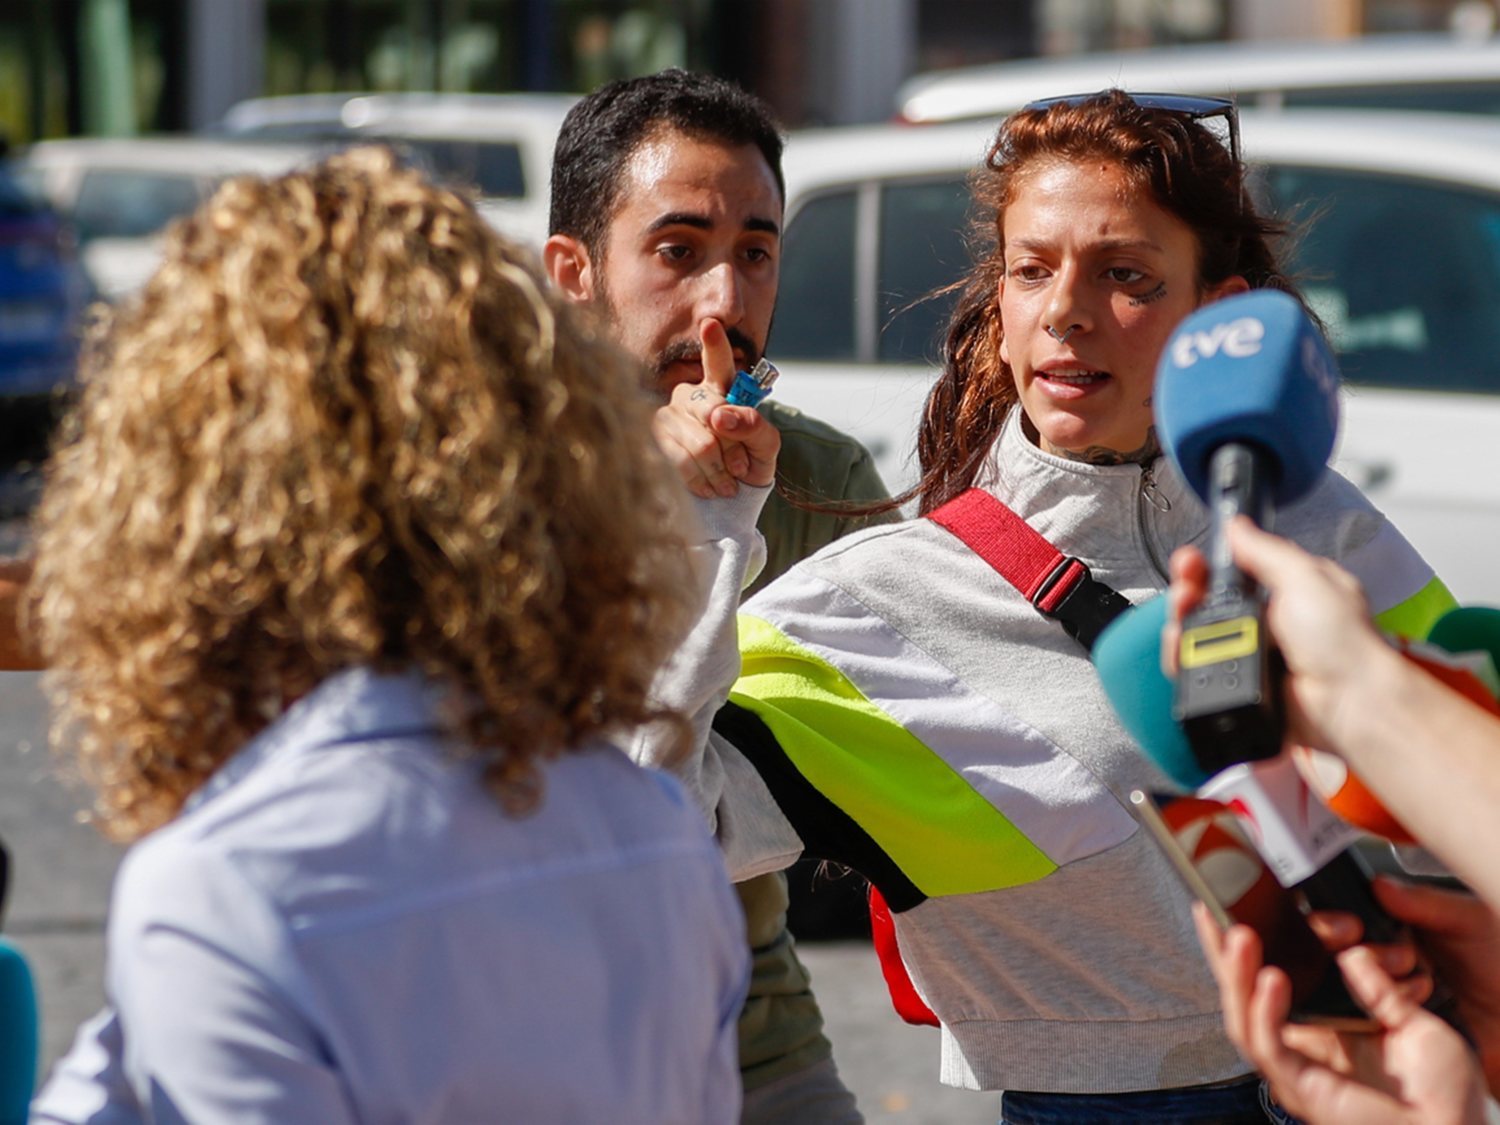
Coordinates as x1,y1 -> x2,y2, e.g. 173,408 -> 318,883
1021,91 -> 1241,167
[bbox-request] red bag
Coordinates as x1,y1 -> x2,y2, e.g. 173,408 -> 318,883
868,884 -> 939,1027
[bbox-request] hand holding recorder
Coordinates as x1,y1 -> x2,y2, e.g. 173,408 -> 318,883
1193,897 -> 1487,1125
1162,513 -> 1500,1107
651,317 -> 780,499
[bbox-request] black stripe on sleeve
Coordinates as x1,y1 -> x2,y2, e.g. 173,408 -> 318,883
712,701 -> 927,913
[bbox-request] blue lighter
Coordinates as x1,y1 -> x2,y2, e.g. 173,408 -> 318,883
725,358 -> 781,408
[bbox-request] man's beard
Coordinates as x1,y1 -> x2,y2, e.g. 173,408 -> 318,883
596,278 -> 767,397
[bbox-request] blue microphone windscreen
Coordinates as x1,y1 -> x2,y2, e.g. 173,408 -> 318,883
1092,597 -> 1212,788
1156,290 -> 1340,508
0,938 -> 37,1123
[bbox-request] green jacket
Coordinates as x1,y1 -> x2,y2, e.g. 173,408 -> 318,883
736,400 -> 894,1091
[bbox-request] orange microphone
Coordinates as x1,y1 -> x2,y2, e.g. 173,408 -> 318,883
1291,628 -> 1500,843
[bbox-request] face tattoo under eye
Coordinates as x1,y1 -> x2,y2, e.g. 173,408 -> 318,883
1129,282 -> 1168,307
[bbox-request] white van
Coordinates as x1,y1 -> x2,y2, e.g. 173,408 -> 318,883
18,137 -> 324,301
771,109 -> 1500,604
220,92 -> 578,247
897,33 -> 1500,124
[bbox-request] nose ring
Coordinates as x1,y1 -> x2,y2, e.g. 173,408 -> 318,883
1046,323 -> 1079,344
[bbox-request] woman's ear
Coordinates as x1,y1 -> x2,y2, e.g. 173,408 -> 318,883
1204,274 -> 1251,303
542,234 -> 595,302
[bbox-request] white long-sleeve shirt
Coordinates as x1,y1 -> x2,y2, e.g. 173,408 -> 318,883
33,667 -> 747,1124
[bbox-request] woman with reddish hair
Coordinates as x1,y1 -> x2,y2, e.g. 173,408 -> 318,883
641,90 -> 1453,1122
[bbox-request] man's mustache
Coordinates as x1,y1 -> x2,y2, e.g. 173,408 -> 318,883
653,327 -> 762,375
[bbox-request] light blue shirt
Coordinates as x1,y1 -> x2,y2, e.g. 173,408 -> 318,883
33,668 -> 747,1124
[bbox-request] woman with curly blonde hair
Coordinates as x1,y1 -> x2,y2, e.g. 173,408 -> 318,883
32,147 -> 748,1123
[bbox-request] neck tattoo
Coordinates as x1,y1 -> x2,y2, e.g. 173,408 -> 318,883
1046,427 -> 1163,467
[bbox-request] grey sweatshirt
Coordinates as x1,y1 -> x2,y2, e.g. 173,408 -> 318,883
636,408 -> 1451,1093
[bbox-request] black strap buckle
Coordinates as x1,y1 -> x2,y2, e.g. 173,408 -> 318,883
1034,559 -> 1132,652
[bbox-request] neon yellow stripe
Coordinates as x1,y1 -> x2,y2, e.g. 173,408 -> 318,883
1375,575 -> 1457,640
731,613 -> 1055,896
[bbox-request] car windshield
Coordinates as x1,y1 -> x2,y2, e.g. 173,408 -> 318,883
398,138 -> 525,199
225,126 -> 526,199
72,170 -> 203,242
1275,82 -> 1500,116
1259,164 -> 1500,395
0,163 -> 46,217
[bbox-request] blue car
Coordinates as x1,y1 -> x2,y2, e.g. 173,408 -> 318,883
0,159 -> 86,403
0,158 -> 86,481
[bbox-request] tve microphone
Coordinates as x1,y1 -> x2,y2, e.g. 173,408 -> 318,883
1156,290 -> 1341,776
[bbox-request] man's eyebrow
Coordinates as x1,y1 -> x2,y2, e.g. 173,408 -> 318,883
647,211 -> 713,234
645,212 -> 781,237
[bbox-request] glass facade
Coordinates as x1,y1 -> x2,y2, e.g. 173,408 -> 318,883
0,0 -> 1481,146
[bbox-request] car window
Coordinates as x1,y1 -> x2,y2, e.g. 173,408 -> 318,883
1279,84 -> 1500,116
389,138 -> 525,199
877,177 -> 969,363
776,177 -> 971,365
1263,164 -> 1500,395
71,171 -> 204,242
249,132 -> 526,200
772,188 -> 858,361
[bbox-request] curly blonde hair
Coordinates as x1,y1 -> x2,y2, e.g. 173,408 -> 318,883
31,147 -> 698,841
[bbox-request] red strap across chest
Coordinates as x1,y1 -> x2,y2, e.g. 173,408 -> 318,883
927,487 -> 1090,614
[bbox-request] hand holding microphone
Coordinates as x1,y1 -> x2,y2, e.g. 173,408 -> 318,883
1098,291 -> 1467,1024
1163,525 -> 1500,1101
1167,516 -> 1500,913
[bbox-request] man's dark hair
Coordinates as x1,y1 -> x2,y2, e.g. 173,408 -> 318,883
549,69 -> 785,257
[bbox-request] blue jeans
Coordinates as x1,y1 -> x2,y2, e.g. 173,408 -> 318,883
999,1076 -> 1302,1124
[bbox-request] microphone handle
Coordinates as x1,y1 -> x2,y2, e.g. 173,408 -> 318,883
1176,442 -> 1284,775
1205,442 -> 1273,590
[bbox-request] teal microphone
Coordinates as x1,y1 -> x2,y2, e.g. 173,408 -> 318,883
0,842 -> 37,1124
1093,596 -> 1208,788
1426,605 -> 1500,689
0,938 -> 36,1124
